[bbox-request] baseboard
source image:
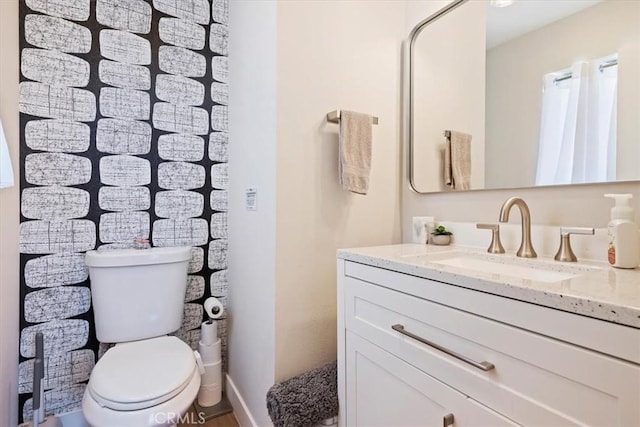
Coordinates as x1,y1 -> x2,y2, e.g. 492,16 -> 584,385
225,374 -> 259,427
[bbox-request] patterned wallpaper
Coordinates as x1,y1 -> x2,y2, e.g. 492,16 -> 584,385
17,0 -> 228,421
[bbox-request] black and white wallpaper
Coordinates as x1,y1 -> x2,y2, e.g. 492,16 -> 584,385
18,0 -> 229,421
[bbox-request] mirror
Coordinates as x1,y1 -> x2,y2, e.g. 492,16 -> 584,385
408,0 -> 640,193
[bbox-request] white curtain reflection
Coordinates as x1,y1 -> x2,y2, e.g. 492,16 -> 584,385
535,57 -> 617,186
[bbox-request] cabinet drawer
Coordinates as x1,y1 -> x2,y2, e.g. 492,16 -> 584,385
345,276 -> 640,426
346,330 -> 519,427
344,261 -> 639,364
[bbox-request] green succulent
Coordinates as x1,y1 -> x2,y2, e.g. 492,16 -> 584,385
431,225 -> 453,236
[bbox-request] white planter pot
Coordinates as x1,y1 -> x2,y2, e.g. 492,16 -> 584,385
431,235 -> 452,246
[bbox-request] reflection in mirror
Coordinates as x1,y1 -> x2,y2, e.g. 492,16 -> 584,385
409,0 -> 640,194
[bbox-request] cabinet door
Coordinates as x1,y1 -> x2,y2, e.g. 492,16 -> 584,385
345,331 -> 518,427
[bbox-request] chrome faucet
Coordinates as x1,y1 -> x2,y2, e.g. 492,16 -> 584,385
499,197 -> 537,258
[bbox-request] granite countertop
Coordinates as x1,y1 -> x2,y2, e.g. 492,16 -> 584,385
338,244 -> 640,329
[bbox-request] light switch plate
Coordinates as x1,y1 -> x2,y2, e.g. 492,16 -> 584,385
412,216 -> 435,244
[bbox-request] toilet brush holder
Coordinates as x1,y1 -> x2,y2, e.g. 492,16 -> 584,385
19,333 -> 63,427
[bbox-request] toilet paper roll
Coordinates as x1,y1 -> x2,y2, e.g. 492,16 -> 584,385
201,360 -> 222,384
198,338 -> 221,364
198,383 -> 222,407
200,320 -> 218,346
204,297 -> 224,319
198,358 -> 223,407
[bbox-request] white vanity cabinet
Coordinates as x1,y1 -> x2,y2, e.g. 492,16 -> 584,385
337,257 -> 640,427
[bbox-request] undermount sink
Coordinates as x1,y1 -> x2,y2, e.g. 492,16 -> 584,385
404,251 -> 601,283
432,256 -> 576,283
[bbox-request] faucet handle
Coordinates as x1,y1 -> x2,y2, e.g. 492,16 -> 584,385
476,224 -> 505,254
554,227 -> 594,262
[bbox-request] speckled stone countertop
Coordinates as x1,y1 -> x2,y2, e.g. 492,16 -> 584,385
338,244 -> 640,329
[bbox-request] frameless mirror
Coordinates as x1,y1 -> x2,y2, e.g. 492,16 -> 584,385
408,0 -> 640,193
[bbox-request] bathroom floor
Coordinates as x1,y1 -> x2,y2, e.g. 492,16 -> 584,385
178,411 -> 239,427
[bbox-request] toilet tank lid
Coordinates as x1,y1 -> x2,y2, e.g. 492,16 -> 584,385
85,247 -> 192,267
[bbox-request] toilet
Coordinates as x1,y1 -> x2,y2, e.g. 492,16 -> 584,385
82,247 -> 202,427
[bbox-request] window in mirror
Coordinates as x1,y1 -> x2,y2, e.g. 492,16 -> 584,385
536,55 -> 618,186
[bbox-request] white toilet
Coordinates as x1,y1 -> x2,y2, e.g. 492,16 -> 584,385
82,247 -> 202,427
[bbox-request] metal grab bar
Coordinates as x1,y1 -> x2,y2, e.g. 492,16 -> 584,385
391,324 -> 495,372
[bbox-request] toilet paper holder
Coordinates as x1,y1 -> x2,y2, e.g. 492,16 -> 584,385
198,303 -> 223,408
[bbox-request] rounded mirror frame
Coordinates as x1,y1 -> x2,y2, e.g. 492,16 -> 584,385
405,0 -> 640,194
406,0 -> 468,194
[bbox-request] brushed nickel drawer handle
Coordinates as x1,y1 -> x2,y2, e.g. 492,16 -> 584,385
443,413 -> 455,427
391,324 -> 495,372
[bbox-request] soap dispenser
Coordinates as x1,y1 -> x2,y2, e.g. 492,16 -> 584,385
604,194 -> 640,269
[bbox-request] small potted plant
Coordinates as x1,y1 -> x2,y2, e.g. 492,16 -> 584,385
431,225 -> 453,246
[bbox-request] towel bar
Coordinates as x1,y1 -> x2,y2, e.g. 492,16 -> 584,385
327,110 -> 379,125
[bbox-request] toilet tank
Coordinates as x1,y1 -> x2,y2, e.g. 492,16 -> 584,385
85,247 -> 192,343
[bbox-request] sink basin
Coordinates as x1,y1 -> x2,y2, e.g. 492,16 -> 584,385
404,251 -> 600,283
432,256 -> 577,283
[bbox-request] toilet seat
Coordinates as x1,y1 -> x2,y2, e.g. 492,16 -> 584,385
82,368 -> 200,427
88,336 -> 196,411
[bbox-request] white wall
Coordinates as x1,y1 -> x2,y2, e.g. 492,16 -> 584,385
274,0 -> 403,382
228,1 -> 277,426
405,0 -> 451,32
0,1 -> 20,425
228,1 -> 404,423
486,0 -> 640,187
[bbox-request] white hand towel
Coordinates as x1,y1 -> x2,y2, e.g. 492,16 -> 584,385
0,119 -> 14,189
339,111 -> 373,194
444,130 -> 471,190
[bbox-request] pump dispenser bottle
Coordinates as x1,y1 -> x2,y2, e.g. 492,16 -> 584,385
604,194 -> 640,269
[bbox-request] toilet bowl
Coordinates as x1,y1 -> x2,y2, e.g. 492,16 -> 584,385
82,336 -> 201,427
